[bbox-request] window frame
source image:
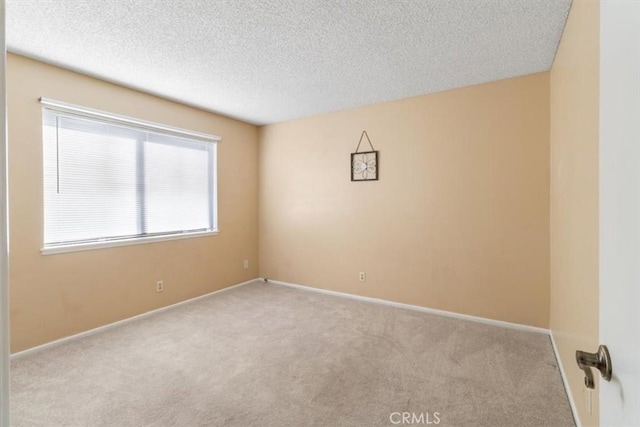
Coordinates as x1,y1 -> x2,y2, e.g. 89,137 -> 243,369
39,98 -> 221,255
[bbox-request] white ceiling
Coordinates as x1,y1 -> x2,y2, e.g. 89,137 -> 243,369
7,0 -> 571,125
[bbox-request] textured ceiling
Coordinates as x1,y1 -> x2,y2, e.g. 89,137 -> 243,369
7,0 -> 571,125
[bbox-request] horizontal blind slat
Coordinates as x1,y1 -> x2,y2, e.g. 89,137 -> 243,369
40,98 -> 221,144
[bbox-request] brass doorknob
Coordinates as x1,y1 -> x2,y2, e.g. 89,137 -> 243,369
576,345 -> 612,389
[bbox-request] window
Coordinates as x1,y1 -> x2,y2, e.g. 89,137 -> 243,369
41,99 -> 219,254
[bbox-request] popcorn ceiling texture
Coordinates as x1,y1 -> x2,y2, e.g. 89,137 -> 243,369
7,0 -> 570,125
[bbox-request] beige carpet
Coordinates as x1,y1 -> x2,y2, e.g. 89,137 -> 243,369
10,281 -> 574,426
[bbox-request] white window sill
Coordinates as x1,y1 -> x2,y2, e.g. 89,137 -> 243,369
41,230 -> 219,255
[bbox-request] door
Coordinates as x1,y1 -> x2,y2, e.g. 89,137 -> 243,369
0,0 -> 8,425
599,0 -> 640,425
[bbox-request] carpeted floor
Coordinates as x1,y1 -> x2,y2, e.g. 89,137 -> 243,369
10,281 -> 574,426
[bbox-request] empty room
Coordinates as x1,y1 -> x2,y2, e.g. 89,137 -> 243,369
0,0 -> 638,426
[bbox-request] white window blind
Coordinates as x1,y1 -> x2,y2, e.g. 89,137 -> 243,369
41,100 -> 218,250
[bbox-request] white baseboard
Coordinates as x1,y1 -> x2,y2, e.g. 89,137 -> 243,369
550,331 -> 582,427
264,278 -> 550,335
11,278 -> 260,359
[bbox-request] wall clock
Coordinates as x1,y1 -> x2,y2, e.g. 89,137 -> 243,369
351,131 -> 379,181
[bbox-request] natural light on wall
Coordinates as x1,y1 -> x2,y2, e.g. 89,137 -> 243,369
40,99 -> 219,254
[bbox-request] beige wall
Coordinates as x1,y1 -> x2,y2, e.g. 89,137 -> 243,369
259,73 -> 551,328
7,54 -> 259,352
550,0 -> 600,425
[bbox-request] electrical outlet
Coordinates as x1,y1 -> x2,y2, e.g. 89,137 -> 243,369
156,280 -> 164,293
243,259 -> 249,270
359,272 -> 366,282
